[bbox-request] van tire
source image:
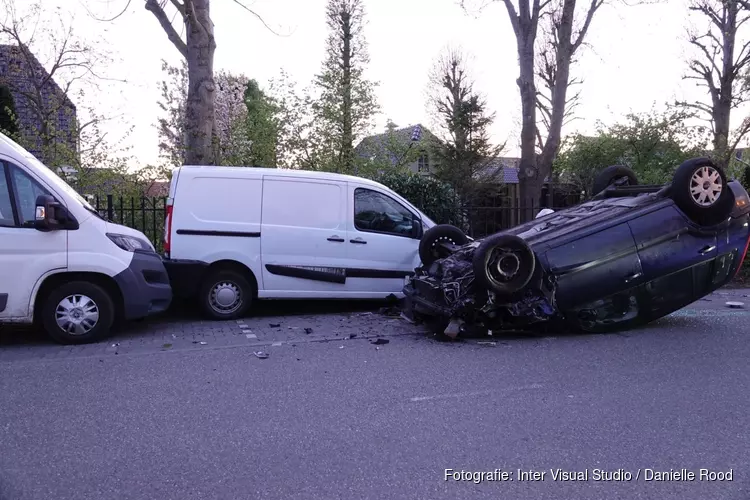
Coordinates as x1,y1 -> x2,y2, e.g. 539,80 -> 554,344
40,281 -> 115,345
200,269 -> 254,320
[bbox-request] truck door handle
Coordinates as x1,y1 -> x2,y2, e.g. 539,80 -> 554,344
350,238 -> 367,244
327,236 -> 345,242
699,245 -> 716,255
624,272 -> 642,283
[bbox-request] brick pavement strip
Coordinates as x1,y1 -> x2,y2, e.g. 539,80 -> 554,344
0,311 -> 427,363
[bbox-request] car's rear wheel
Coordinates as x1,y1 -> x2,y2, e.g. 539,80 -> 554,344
419,224 -> 469,267
671,157 -> 735,226
592,165 -> 639,196
472,234 -> 536,295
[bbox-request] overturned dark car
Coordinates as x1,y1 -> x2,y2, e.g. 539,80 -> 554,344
404,158 -> 750,336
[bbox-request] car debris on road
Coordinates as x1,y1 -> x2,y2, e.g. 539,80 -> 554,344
404,158 -> 750,338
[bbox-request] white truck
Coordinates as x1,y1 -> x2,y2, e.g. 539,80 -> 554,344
0,132 -> 172,344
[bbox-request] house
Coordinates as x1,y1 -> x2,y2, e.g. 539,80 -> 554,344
354,123 -> 439,175
0,44 -> 78,166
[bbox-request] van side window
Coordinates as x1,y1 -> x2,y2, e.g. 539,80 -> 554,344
0,163 -> 16,227
10,164 -> 51,226
354,188 -> 415,237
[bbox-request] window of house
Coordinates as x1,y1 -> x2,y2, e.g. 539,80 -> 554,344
11,164 -> 51,226
354,188 -> 415,237
0,163 -> 15,227
417,152 -> 429,172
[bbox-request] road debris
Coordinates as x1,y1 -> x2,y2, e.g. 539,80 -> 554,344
379,306 -> 401,317
200,341 -> 208,345
162,343 -> 172,349
370,338 -> 389,345
726,301 -> 745,308
339,345 -> 345,349
477,341 -> 497,346
348,333 -> 357,339
304,327 -> 313,334
271,342 -> 283,346
254,351 -> 269,359
269,323 -> 281,328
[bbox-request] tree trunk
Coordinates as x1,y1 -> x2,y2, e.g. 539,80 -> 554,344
714,1 -> 738,169
184,0 -> 217,165
517,43 -> 539,222
340,11 -> 353,174
537,0 -> 575,194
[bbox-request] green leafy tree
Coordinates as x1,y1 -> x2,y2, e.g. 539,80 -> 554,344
427,48 -> 504,206
0,84 -> 18,139
374,170 -> 462,226
312,0 -> 379,173
242,79 -> 280,167
555,106 -> 710,197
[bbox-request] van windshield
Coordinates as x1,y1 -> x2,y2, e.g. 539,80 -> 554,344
0,133 -> 96,212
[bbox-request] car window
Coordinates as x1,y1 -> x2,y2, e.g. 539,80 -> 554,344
354,188 -> 415,237
0,163 -> 15,227
11,164 -> 51,226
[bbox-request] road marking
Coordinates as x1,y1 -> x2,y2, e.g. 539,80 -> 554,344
410,384 -> 543,402
246,334 -> 257,339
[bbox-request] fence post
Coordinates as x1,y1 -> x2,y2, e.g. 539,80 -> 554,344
106,195 -> 114,221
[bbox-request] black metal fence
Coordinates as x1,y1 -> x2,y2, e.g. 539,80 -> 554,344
92,194 -> 581,252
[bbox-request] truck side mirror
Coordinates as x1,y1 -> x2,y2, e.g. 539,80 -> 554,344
412,214 -> 423,239
34,194 -> 64,231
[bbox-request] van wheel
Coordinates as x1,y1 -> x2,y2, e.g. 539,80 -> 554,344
41,281 -> 115,345
671,157 -> 735,226
200,269 -> 254,320
472,234 -> 536,295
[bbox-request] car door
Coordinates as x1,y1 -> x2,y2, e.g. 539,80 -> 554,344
627,205 -> 717,316
544,222 -> 644,310
344,185 -> 421,295
259,176 -> 350,296
0,161 -> 67,319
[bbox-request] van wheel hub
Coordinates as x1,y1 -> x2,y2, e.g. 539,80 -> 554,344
55,294 -> 99,335
210,282 -> 242,313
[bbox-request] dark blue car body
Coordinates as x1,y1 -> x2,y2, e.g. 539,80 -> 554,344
404,180 -> 750,333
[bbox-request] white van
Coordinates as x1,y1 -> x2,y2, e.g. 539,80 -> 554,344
0,132 -> 172,344
162,166 -> 437,320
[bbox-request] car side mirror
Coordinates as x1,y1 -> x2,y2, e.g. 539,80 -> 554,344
412,215 -> 423,239
34,194 -> 64,231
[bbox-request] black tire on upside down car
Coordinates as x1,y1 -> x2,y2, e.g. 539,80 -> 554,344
418,224 -> 469,267
591,165 -> 639,196
472,234 -> 536,296
670,157 -> 735,227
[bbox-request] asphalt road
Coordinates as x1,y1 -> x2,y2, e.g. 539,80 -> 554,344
1,292 -> 749,500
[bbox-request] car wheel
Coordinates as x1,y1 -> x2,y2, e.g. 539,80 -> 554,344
671,157 -> 735,226
418,224 -> 469,267
592,165 -> 639,196
200,269 -> 254,320
41,281 -> 115,345
472,234 -> 536,295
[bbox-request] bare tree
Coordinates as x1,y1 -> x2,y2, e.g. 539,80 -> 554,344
0,0 -> 113,166
678,0 -> 750,169
461,0 -> 604,220
89,0 -> 283,166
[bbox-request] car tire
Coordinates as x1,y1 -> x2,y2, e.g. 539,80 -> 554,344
472,234 -> 536,295
41,281 -> 115,345
671,157 -> 735,226
200,269 -> 254,320
592,165 -> 639,196
419,224 -> 469,267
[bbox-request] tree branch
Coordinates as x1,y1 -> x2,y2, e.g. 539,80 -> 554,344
230,0 -> 288,37
145,0 -> 187,58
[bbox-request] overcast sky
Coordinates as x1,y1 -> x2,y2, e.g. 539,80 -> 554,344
17,0 -> 749,167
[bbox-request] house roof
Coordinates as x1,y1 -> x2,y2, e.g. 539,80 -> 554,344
354,124 -> 438,160
0,44 -> 76,112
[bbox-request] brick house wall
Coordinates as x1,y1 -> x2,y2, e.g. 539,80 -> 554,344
0,44 -> 78,166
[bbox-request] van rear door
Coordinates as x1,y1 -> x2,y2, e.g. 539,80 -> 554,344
259,176 -> 350,296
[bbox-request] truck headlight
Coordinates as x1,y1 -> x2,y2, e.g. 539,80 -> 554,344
106,233 -> 154,252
